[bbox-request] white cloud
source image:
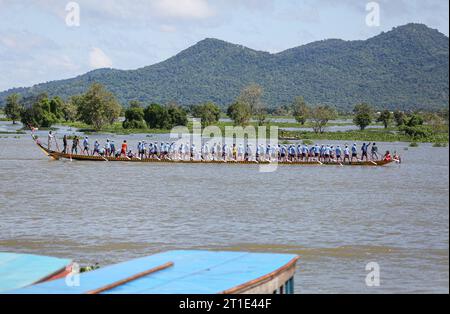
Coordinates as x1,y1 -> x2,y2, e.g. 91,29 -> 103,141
0,30 -> 81,90
27,0 -> 216,24
160,24 -> 177,33
151,0 -> 214,19
89,47 -> 113,69
0,30 -> 58,51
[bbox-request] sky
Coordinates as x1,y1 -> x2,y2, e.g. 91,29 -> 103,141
0,0 -> 448,91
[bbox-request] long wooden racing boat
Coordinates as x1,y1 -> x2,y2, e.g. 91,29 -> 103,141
33,137 -> 394,167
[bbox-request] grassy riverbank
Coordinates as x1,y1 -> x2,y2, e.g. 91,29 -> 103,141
59,119 -> 358,132
4,116 -> 448,144
279,128 -> 449,143
59,121 -> 448,144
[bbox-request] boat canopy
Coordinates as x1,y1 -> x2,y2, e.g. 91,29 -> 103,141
8,250 -> 299,294
0,252 -> 71,293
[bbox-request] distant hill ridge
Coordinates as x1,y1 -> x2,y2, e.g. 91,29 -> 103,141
1,23 -> 448,111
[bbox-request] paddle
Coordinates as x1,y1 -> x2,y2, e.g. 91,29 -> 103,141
86,261 -> 174,294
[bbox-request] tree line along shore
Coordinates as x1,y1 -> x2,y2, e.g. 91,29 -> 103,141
1,82 -> 448,145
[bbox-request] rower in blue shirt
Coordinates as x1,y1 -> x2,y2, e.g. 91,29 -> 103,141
361,142 -> 372,161
336,145 -> 342,162
351,143 -> 358,161
93,140 -> 100,156
82,137 -> 89,155
302,145 -> 309,161
110,141 -> 116,157
314,144 -> 320,160
324,145 -> 331,162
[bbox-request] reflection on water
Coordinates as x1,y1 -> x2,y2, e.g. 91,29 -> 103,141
0,123 -> 448,293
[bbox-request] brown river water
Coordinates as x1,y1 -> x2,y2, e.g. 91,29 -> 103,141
0,122 -> 448,293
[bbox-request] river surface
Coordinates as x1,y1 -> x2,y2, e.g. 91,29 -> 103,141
0,122 -> 448,294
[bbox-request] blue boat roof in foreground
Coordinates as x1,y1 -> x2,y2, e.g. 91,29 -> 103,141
0,252 -> 71,293
9,250 -> 298,294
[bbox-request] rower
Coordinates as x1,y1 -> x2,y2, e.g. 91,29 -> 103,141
245,144 -> 252,161
216,143 -> 222,160
160,142 -> 165,159
256,144 -> 261,162
309,146 -> 315,161
72,136 -> 79,154
82,137 -> 89,155
121,140 -> 128,157
48,131 -> 54,150
361,142 -> 371,161
165,142 -> 170,159
238,144 -> 244,161
314,144 -> 320,161
154,142 -> 160,159
62,135 -> 68,154
210,143 -> 216,161
280,145 -> 287,162
168,142 -> 175,159
351,143 -> 358,161
343,145 -> 350,163
302,144 -> 309,161
154,142 -> 160,158
137,141 -> 144,159
191,144 -> 196,161
105,139 -> 111,156
222,144 -> 228,161
324,145 -> 331,162
371,143 -> 379,160
336,145 -> 342,162
297,145 -> 302,161
110,141 -> 116,157
93,141 -> 100,156
265,145 -> 271,161
200,143 -> 205,160
143,141 -> 148,159
393,151 -> 401,163
383,150 -> 392,162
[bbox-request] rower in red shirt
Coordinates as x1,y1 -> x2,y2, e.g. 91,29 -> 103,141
121,140 -> 128,157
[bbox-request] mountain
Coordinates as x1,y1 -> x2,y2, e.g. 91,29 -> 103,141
0,23 -> 448,111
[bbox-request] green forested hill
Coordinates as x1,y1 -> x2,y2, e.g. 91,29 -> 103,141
1,23 -> 448,111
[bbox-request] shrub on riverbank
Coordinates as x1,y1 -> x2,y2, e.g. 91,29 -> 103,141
123,106 -> 146,129
433,142 -> 448,147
